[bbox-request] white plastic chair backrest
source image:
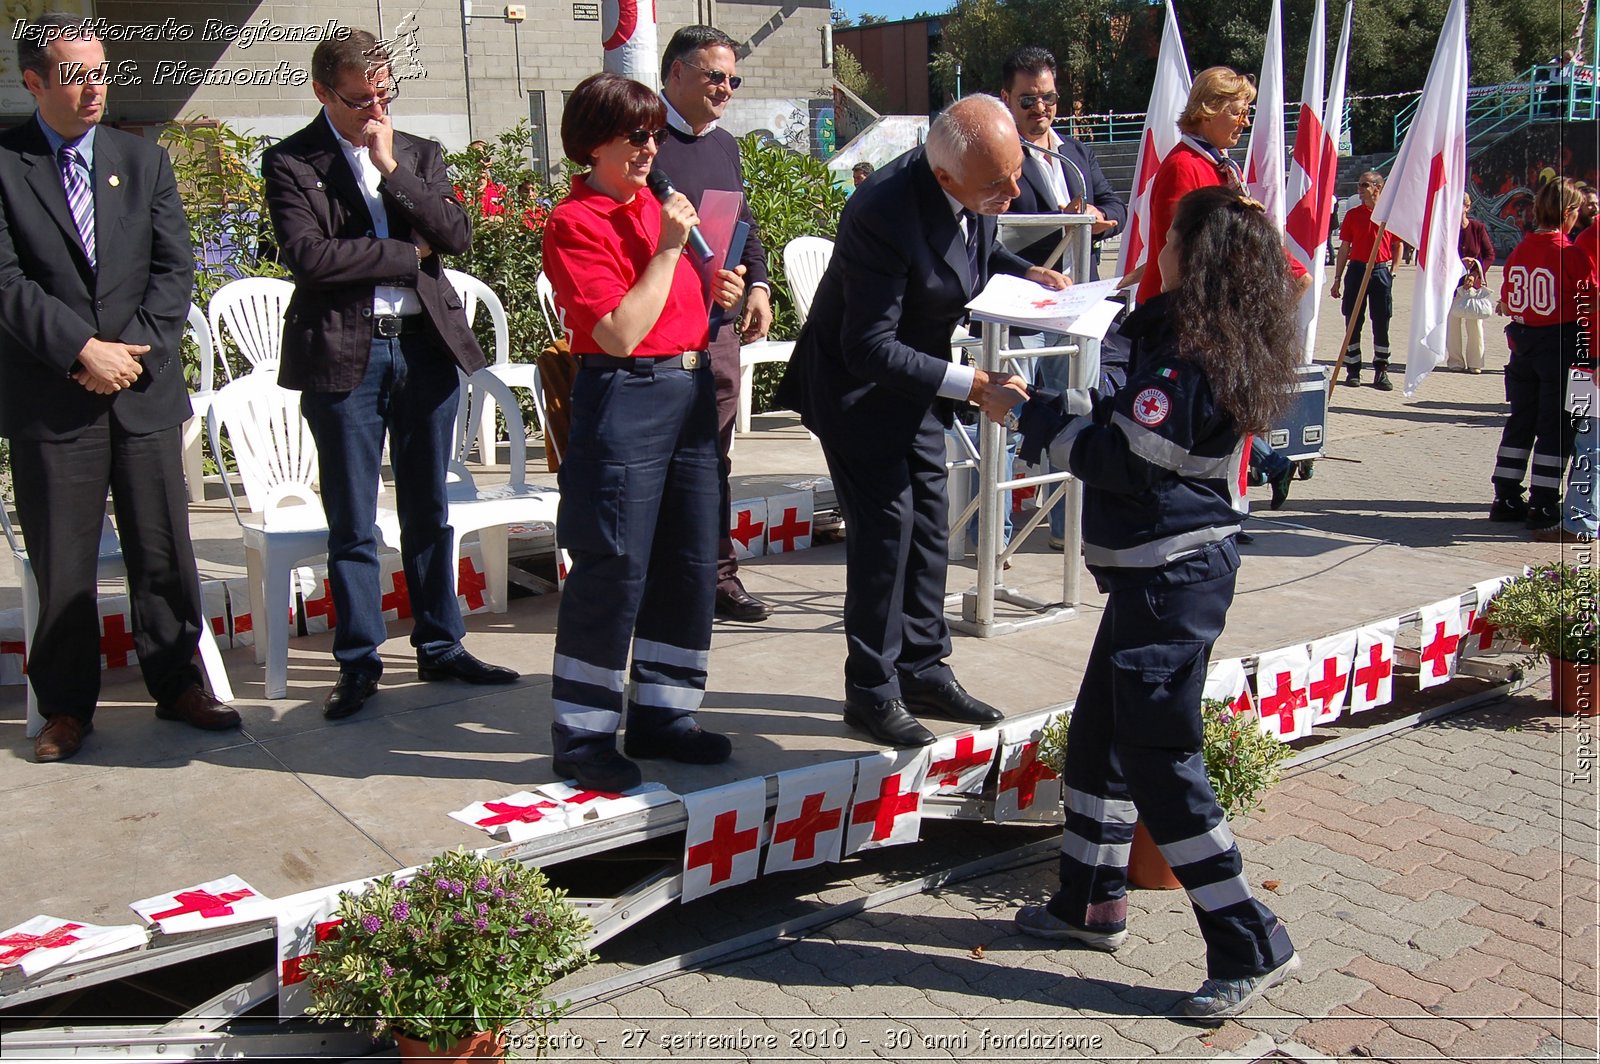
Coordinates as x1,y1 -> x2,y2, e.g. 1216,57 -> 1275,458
186,302 -> 218,393
1,498 -> 120,563
207,374 -> 322,524
208,277 -> 293,381
444,268 -> 511,366
528,361 -> 558,465
783,236 -> 835,325
535,271 -> 561,341
451,368 -> 529,489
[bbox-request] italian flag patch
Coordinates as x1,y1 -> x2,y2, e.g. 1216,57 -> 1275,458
1157,367 -> 1179,381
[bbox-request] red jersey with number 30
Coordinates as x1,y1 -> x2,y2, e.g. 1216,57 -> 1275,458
1500,231 -> 1590,327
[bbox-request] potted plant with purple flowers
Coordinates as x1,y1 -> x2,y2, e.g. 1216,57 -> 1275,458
1486,561 -> 1599,716
302,848 -> 594,1061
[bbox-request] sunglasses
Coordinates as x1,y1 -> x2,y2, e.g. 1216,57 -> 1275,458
1019,92 -> 1059,109
680,61 -> 742,90
622,128 -> 671,147
323,81 -> 399,111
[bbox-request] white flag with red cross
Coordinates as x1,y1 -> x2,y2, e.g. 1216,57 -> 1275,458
1253,644 -> 1313,741
131,875 -> 276,934
0,916 -> 146,977
766,761 -> 855,874
1115,0 -> 1191,279
1204,657 -> 1255,717
534,779 -> 678,822
1243,0 -> 1287,228
378,553 -> 414,623
97,595 -> 137,671
455,545 -> 492,616
844,747 -> 930,855
681,777 -> 767,902
729,498 -> 768,560
1370,0 -> 1469,396
1460,577 -> 1510,659
1307,630 -> 1358,725
1417,595 -> 1465,689
765,490 -> 814,554
1350,618 -> 1400,713
450,790 -> 570,843
994,717 -> 1063,824
275,880 -> 366,1017
922,728 -> 1000,799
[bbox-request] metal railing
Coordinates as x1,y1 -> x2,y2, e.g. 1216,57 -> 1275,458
1393,63 -> 1599,146
1056,99 -> 1350,146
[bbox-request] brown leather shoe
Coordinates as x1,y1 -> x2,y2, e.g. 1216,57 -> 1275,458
34,716 -> 91,762
155,686 -> 242,731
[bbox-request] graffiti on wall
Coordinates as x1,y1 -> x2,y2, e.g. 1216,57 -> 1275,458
1470,121 -> 1597,259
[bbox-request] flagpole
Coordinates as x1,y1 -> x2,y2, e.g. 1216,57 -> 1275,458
1326,221 -> 1391,399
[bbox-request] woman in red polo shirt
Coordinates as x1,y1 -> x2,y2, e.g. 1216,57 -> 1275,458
541,73 -> 746,791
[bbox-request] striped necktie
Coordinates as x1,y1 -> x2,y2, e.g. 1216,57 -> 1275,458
58,146 -> 96,269
961,208 -> 980,289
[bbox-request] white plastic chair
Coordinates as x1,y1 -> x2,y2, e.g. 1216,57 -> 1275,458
1,502 -> 234,737
208,277 -> 292,380
535,270 -> 561,341
181,303 -> 218,503
736,236 -> 835,434
444,268 -> 538,466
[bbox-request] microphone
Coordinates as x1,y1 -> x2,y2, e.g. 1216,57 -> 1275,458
1018,137 -> 1088,210
645,168 -> 715,263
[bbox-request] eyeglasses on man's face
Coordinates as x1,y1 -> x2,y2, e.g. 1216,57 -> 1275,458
622,128 -> 671,147
1019,92 -> 1059,110
681,61 -> 742,90
323,80 -> 399,111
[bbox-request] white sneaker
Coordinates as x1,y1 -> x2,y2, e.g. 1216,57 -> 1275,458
1046,533 -> 1065,551
1179,952 -> 1301,1023
1013,904 -> 1127,951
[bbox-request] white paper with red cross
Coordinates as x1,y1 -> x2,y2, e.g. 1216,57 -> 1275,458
130,875 -> 276,934
0,915 -> 146,977
1307,630 -> 1358,725
764,490 -> 814,555
844,747 -> 930,855
1350,618 -> 1400,713
922,728 -> 1000,799
1253,644 -> 1313,742
450,790 -> 571,843
681,777 -> 768,902
765,761 -> 855,874
533,780 -> 678,822
1417,595 -> 1465,690
729,497 -> 768,560
993,715 -> 1063,823
275,879 -> 364,1018
1204,657 -> 1255,717
1459,577 -> 1509,660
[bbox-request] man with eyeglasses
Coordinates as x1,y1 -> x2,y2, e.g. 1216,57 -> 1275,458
262,30 -> 519,719
1331,170 -> 1400,390
655,24 -> 776,624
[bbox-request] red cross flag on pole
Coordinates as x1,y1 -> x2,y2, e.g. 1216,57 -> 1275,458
1370,0 -> 1469,395
1204,657 -> 1255,717
681,778 -> 767,902
994,717 -> 1063,823
601,0 -> 660,91
1243,0 -> 1287,228
1350,618 -> 1400,713
1418,595 -> 1466,689
922,728 -> 1000,799
0,916 -> 146,977
845,747 -> 931,856
449,790 -> 570,843
1460,577 -> 1510,660
1307,630 -> 1358,725
131,875 -> 276,934
765,761 -> 855,874
1253,644 -> 1314,741
1114,0 -> 1191,282
275,880 -> 366,1018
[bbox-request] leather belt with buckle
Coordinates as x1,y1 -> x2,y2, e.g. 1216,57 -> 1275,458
373,315 -> 425,338
581,351 -> 707,371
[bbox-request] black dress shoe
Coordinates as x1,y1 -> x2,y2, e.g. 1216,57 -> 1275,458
417,651 -> 519,684
624,723 -> 732,764
714,584 -> 771,623
843,697 -> 936,747
552,749 -> 642,792
324,671 -> 380,720
901,680 -> 1004,725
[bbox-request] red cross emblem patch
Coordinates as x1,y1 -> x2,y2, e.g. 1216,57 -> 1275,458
1132,387 -> 1170,427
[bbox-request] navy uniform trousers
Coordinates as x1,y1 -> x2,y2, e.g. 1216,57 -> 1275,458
549,359 -> 721,762
1047,540 -> 1294,980
1494,322 -> 1580,508
1341,260 -> 1393,373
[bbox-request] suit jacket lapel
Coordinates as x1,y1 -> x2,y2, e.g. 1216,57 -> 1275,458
915,156 -> 971,295
1021,151 -> 1055,209
18,125 -> 90,274
309,116 -> 372,227
91,131 -> 124,281
381,134 -> 415,240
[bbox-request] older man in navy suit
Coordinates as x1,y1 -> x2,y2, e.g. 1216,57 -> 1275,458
777,96 -> 1068,747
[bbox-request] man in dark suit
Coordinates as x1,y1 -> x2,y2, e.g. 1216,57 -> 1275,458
264,31 -> 517,719
776,96 -> 1067,747
0,14 -> 239,762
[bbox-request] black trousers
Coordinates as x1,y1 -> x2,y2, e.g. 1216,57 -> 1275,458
11,421 -> 202,721
1494,322 -> 1579,507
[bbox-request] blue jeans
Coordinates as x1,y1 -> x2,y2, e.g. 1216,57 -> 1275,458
1250,437 -> 1291,481
300,335 -> 465,676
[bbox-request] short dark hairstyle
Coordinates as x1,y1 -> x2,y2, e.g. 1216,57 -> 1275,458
851,161 -> 875,177
16,12 -> 97,82
561,72 -> 668,167
1001,46 -> 1055,93
312,29 -> 388,88
661,25 -> 737,81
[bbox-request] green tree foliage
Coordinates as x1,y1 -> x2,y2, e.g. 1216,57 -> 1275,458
835,45 -> 891,111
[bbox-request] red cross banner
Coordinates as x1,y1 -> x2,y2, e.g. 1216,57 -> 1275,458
1253,644 -> 1314,742
922,728 -> 1000,800
131,875 -> 276,934
681,778 -> 767,902
1203,658 -> 1255,717
97,596 -> 138,670
765,761 -> 856,875
0,915 -> 146,977
994,717 -> 1064,823
534,780 -> 679,822
454,544 -> 491,617
0,607 -> 24,685
844,747 -> 931,856
1307,630 -> 1359,726
1350,618 -> 1400,713
729,497 -> 768,561
1417,596 -> 1465,690
1460,577 -> 1510,660
202,578 -> 230,649
449,790 -> 570,843
378,554 -> 413,623
274,880 -> 365,1018
224,575 -> 296,649
764,491 -> 814,555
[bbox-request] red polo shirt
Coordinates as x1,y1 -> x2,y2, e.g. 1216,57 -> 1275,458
1339,203 -> 1396,264
542,175 -> 710,356
1501,230 -> 1591,328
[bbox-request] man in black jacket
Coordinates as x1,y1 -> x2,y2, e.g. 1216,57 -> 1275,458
264,31 -> 517,719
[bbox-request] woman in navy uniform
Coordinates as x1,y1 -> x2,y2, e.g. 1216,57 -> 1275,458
986,187 -> 1301,1022
542,73 -> 746,790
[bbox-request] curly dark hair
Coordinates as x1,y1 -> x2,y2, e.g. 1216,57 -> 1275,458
1167,186 -> 1300,435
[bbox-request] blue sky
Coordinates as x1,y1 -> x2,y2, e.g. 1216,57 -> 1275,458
839,1 -> 954,23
